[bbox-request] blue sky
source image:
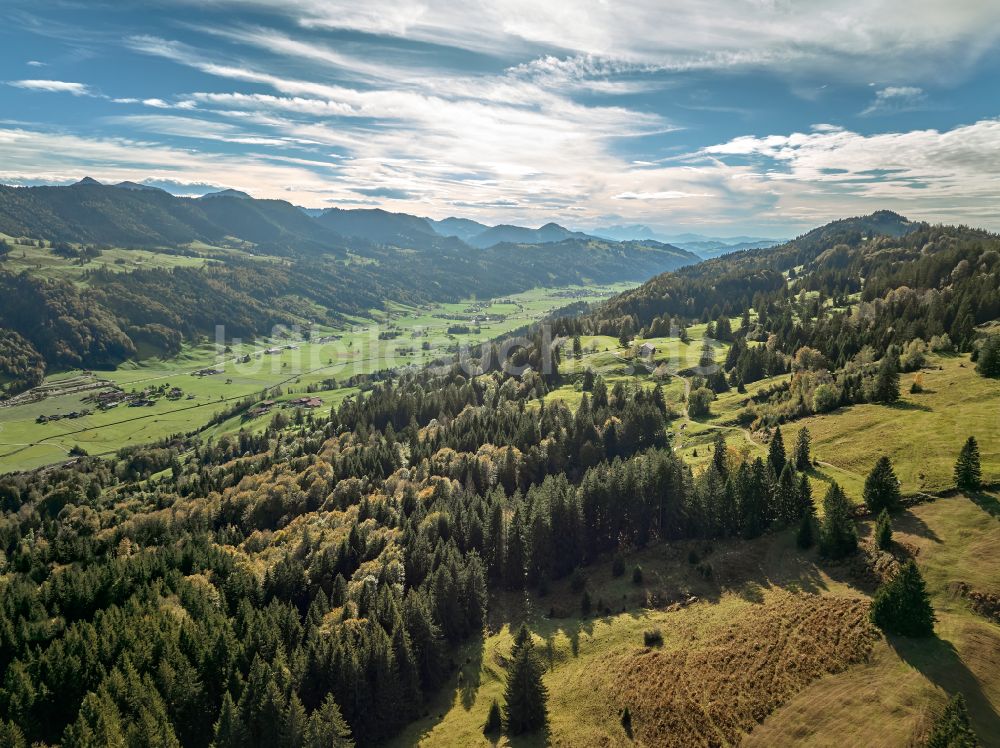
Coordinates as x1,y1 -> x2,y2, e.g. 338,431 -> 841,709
2,0 -> 1000,236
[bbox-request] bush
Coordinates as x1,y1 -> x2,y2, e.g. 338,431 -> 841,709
632,565 -> 644,585
874,509 -> 893,550
643,628 -> 663,647
687,387 -> 715,418
611,554 -> 626,578
812,383 -> 840,413
926,694 -> 977,748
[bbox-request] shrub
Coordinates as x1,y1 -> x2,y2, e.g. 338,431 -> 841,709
632,565 -> 644,585
812,383 -> 840,413
643,628 -> 663,647
926,694 -> 977,748
612,554 -> 626,578
874,509 -> 893,550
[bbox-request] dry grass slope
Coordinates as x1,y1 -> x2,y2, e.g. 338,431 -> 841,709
608,593 -> 878,746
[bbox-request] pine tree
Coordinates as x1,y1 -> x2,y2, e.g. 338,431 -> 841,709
0,720 -> 26,748
874,509 -> 893,550
711,430 -> 728,477
283,693 -> 308,748
954,436 -> 982,491
975,333 -> 1000,378
794,427 -> 811,471
797,472 -> 815,520
305,694 -> 354,748
863,456 -> 901,513
926,694 -> 978,748
212,692 -> 248,748
483,699 -> 502,736
63,690 -> 127,748
819,482 -> 858,559
870,560 -> 935,637
775,463 -> 800,526
503,630 -> 548,735
873,349 -> 900,403
796,511 -> 815,549
768,426 -> 786,476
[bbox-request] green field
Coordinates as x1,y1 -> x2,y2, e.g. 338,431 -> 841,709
0,283 -> 633,472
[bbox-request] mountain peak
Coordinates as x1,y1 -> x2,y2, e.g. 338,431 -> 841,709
73,176 -> 102,186
114,181 -> 166,193
199,188 -> 253,200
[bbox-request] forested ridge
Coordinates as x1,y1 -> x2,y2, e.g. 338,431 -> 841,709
556,211 -> 1000,427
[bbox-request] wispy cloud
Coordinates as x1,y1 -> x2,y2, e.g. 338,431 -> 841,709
7,79 -> 91,95
861,86 -> 927,116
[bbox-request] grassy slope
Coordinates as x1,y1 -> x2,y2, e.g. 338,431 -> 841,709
391,493 -> 1000,747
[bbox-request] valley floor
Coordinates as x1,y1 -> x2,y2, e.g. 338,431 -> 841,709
0,284 -> 631,473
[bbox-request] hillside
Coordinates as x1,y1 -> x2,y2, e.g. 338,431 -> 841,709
0,207 -> 998,748
0,183 -> 701,396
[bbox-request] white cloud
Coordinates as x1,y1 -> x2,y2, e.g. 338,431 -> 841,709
182,0 -> 1000,82
614,190 -> 711,200
861,86 -> 927,116
7,79 -> 91,95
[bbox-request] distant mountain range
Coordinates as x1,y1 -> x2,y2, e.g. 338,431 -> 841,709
592,224 -> 785,258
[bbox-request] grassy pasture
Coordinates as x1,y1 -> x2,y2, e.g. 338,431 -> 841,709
390,492 -> 1000,747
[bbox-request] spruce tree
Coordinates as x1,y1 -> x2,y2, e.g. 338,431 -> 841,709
0,721 -> 26,748
305,694 -> 354,748
926,694 -> 978,748
775,463 -> 800,526
819,482 -> 858,559
212,691 -> 250,748
975,333 -> 1000,378
870,560 -> 935,637
796,511 -> 815,549
794,427 -> 812,471
768,425 -> 786,477
283,693 -> 308,748
503,630 -> 549,735
873,349 -> 900,403
954,436 -> 982,491
712,430 -> 728,477
863,456 -> 901,513
797,473 -> 815,520
874,509 -> 893,551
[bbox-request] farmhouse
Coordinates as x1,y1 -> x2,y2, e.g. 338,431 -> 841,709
639,342 -> 656,358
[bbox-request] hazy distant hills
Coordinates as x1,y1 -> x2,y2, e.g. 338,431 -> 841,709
593,223 -> 784,258
0,178 -> 682,258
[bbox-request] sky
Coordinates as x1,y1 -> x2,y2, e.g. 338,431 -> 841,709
1,0 -> 1000,237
